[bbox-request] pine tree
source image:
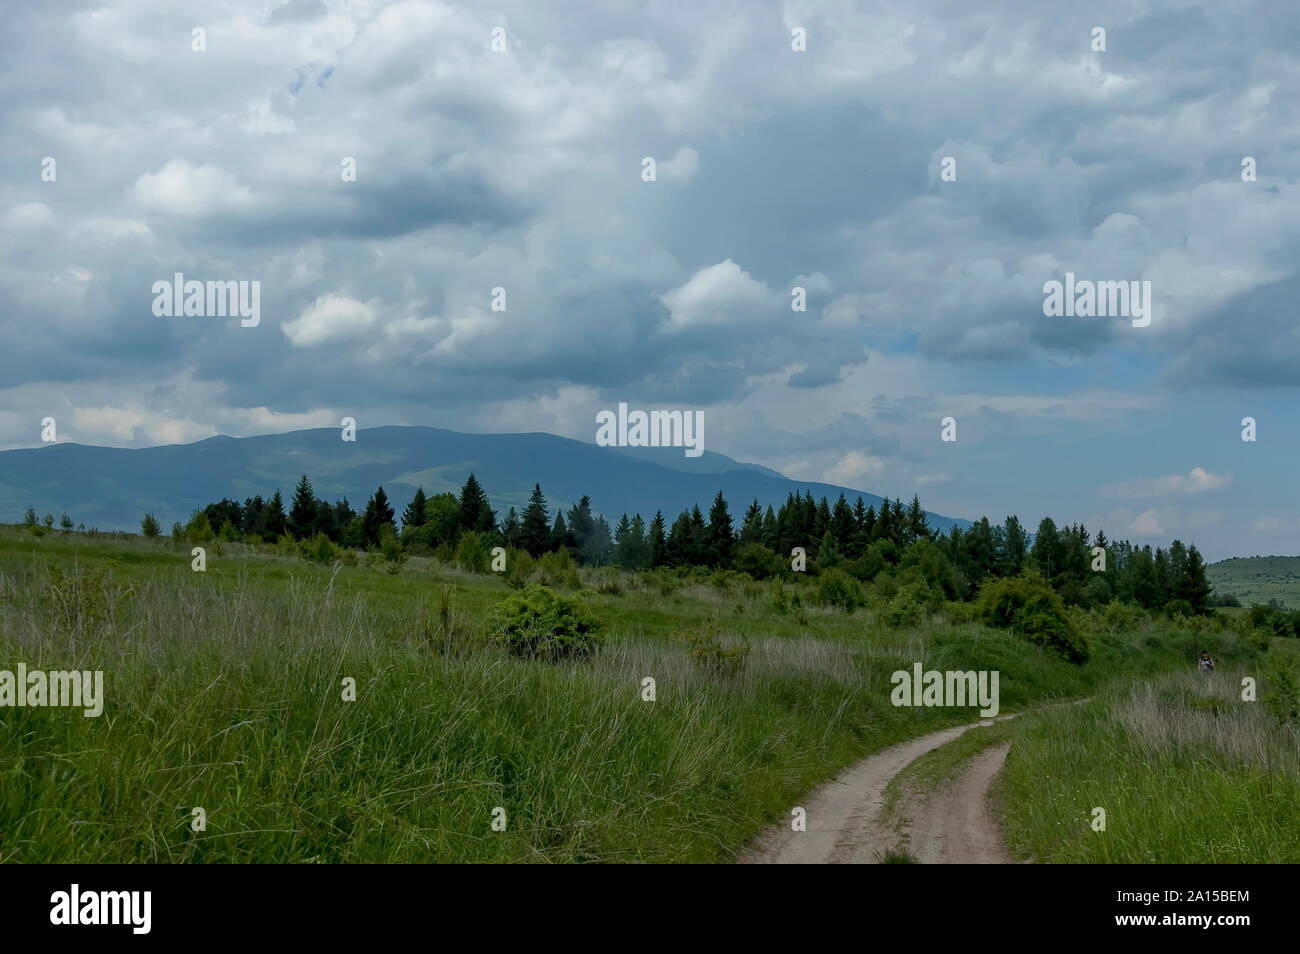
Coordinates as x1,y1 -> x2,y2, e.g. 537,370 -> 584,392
265,490 -> 287,540
1031,517 -> 1061,581
831,495 -> 855,552
739,499 -> 763,544
688,505 -> 709,565
519,484 -> 551,556
402,486 -> 428,531
566,495 -> 597,561
907,494 -> 929,544
458,474 -> 496,534
613,513 -> 634,567
665,510 -> 692,566
362,486 -> 396,546
1001,515 -> 1027,576
963,516 -> 997,587
287,474 -> 319,540
761,504 -> 778,550
500,507 -> 521,549
587,514 -> 613,566
629,514 -> 648,568
1182,544 -> 1212,614
647,510 -> 667,567
706,491 -> 734,567
141,513 -> 161,538
550,512 -> 574,554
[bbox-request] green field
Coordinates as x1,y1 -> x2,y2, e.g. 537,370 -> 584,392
0,527 -> 1293,863
1208,555 -> 1300,609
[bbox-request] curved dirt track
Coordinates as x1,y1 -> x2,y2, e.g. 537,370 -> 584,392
907,741 -> 1016,864
740,717 -> 1015,865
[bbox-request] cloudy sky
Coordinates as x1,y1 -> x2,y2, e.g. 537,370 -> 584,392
2,0 -> 1298,559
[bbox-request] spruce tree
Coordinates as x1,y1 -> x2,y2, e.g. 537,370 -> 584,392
265,490 -> 287,540
647,510 -> 667,567
362,486 -> 396,546
287,474 -> 319,540
706,491 -> 734,567
500,507 -> 521,549
458,474 -> 496,534
1182,544 -> 1213,614
402,486 -> 428,531
519,484 -> 551,556
1001,515 -> 1027,576
907,494 -> 929,544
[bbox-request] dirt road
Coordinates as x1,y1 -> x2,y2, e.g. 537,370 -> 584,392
740,717 -> 1016,864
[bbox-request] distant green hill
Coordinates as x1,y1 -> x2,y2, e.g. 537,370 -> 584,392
1207,556 -> 1300,608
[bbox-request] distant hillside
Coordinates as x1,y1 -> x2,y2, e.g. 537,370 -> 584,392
1207,556 -> 1300,608
0,426 -> 969,536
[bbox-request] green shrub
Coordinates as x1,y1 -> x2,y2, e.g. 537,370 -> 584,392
1260,656 -> 1299,725
644,566 -> 685,596
881,587 -> 924,628
454,530 -> 491,574
502,548 -> 535,588
536,549 -> 581,589
678,618 -> 750,678
846,546 -> 888,583
976,572 -> 1090,663
1096,600 -> 1146,633
816,567 -> 864,612
379,526 -> 408,575
732,543 -> 784,580
300,533 -> 342,565
484,584 -> 604,660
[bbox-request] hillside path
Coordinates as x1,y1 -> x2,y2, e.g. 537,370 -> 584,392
739,715 -> 1017,865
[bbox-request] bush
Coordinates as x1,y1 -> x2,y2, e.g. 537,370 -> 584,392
846,546 -> 888,583
454,530 -> 491,574
976,572 -> 1090,663
643,566 -> 685,596
484,584 -> 604,660
378,526 -> 408,575
300,533 -> 343,565
535,549 -> 581,589
816,567 -> 864,612
732,543 -> 784,580
881,586 -> 924,628
678,618 -> 750,678
1260,656 -> 1299,725
502,548 -> 535,588
1096,600 -> 1146,633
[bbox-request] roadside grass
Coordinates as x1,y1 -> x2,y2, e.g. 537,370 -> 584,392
995,667 -> 1300,864
0,527 -> 1268,863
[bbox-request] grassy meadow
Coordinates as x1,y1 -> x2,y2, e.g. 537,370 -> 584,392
0,526 -> 1292,863
995,658 -> 1300,864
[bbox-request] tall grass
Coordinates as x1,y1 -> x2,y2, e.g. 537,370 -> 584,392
997,669 -> 1299,863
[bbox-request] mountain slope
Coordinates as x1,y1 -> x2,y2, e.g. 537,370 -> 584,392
0,426 -> 968,534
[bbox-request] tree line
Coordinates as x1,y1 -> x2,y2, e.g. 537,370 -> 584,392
178,473 -> 1215,615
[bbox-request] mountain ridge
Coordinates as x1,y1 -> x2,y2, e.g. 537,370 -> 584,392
0,425 -> 970,535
